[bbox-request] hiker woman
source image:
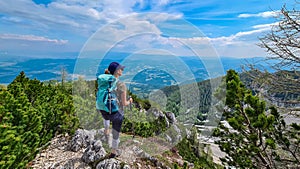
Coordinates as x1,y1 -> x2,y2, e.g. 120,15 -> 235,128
99,61 -> 133,158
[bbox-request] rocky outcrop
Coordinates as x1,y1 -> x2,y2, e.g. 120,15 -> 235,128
146,108 -> 183,144
30,110 -> 192,169
30,134 -> 91,169
30,130 -> 190,169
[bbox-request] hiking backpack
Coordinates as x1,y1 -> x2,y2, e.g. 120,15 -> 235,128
96,74 -> 119,113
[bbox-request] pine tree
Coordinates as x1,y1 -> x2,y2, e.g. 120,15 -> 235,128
0,84 -> 42,168
0,90 -> 19,168
214,69 -> 299,168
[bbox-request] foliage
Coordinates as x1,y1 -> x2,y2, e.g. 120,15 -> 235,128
72,77 -> 101,130
0,71 -> 79,169
176,127 -> 222,169
128,90 -> 151,110
122,106 -> 168,137
214,70 -> 300,168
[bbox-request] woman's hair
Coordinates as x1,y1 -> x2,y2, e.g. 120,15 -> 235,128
105,69 -> 110,74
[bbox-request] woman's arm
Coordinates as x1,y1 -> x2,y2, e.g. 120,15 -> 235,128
121,90 -> 132,106
118,82 -> 132,106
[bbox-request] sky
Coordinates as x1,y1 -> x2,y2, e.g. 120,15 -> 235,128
0,0 -> 298,59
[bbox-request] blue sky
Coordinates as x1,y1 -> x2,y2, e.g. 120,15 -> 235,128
0,0 -> 298,59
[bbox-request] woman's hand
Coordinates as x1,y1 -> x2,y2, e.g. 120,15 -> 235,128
126,96 -> 133,106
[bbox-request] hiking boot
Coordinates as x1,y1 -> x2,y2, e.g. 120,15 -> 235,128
108,149 -> 122,158
108,153 -> 119,158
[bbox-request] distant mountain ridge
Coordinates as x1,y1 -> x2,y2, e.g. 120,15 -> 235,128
0,56 -> 273,85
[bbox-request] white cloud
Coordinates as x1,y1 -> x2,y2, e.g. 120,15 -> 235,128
158,0 -> 170,6
234,28 -> 267,38
214,22 -> 273,43
87,8 -> 101,20
167,21 -> 275,57
0,0 -> 143,37
0,0 -> 182,41
238,11 -> 280,18
0,34 -> 68,44
80,10 -> 275,58
142,12 -> 183,23
252,22 -> 278,29
49,2 -> 102,20
81,14 -> 163,53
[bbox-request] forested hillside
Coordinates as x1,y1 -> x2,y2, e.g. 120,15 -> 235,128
157,70 -> 300,127
240,70 -> 300,107
0,71 -> 79,168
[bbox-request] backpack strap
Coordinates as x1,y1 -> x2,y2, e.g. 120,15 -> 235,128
108,76 -> 113,88
107,76 -> 117,113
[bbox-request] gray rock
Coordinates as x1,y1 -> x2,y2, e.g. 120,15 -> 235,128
69,129 -> 97,152
81,140 -> 107,164
122,164 -> 131,169
172,124 -> 182,143
165,111 -> 176,124
149,107 -> 165,118
61,158 -> 91,169
162,124 -> 182,144
95,158 -> 122,169
165,134 -> 172,143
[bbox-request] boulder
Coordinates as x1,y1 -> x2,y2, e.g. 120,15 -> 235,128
69,129 -> 97,152
81,140 -> 107,164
